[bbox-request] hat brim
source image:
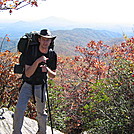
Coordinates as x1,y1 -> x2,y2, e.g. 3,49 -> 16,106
40,35 -> 56,39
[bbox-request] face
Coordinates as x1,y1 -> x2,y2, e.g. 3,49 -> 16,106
38,37 -> 52,50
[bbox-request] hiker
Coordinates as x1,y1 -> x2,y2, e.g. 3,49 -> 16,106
12,29 -> 57,134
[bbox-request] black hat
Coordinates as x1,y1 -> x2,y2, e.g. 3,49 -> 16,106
39,29 -> 56,39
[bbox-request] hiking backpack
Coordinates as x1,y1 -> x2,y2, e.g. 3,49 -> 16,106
14,31 -> 55,74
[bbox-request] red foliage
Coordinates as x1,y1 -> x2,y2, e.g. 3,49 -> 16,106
55,37 -> 134,133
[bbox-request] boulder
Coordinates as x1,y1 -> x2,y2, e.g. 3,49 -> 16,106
0,108 -> 63,134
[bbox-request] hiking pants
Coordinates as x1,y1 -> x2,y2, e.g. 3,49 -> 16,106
12,82 -> 47,134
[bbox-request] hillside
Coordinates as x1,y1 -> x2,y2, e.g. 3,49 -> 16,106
53,28 -> 123,55
0,28 -> 124,55
0,37 -> 18,52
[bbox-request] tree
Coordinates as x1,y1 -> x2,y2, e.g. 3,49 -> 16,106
0,0 -> 45,14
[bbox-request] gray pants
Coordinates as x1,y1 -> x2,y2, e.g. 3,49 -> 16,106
13,82 -> 47,134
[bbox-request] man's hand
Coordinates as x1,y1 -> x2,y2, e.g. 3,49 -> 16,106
40,64 -> 47,72
37,56 -> 48,64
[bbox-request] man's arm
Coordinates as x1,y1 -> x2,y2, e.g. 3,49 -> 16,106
46,67 -> 56,78
25,56 -> 48,78
25,63 -> 38,78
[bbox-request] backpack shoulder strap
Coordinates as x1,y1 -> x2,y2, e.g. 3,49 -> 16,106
31,44 -> 38,61
48,48 -> 55,59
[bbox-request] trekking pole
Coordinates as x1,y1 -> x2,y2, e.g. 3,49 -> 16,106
45,81 -> 54,134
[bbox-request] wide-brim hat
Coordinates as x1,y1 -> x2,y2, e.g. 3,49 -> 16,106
39,29 -> 56,39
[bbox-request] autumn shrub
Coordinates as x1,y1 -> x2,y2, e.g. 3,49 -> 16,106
0,51 -> 20,110
48,41 -> 111,133
0,51 -> 37,119
85,59 -> 134,134
95,38 -> 134,133
49,38 -> 134,133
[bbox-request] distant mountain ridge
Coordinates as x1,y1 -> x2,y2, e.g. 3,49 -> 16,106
0,16 -> 133,39
53,28 -> 123,55
0,17 -> 80,38
0,27 -> 124,55
0,17 -> 128,55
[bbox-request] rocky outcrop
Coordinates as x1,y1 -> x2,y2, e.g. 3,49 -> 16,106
0,108 -> 63,134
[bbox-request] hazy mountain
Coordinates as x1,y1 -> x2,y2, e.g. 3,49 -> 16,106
1,16 -> 131,55
53,28 -> 124,55
0,27 -> 124,55
0,17 -> 81,38
0,16 -> 133,39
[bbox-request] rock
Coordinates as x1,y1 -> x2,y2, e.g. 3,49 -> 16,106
0,108 -> 63,134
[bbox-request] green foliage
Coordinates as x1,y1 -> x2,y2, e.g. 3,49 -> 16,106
47,79 -> 67,131
49,38 -> 134,133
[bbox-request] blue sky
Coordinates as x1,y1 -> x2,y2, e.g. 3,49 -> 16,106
0,0 -> 134,24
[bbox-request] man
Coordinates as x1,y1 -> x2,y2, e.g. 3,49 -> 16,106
13,29 -> 57,134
